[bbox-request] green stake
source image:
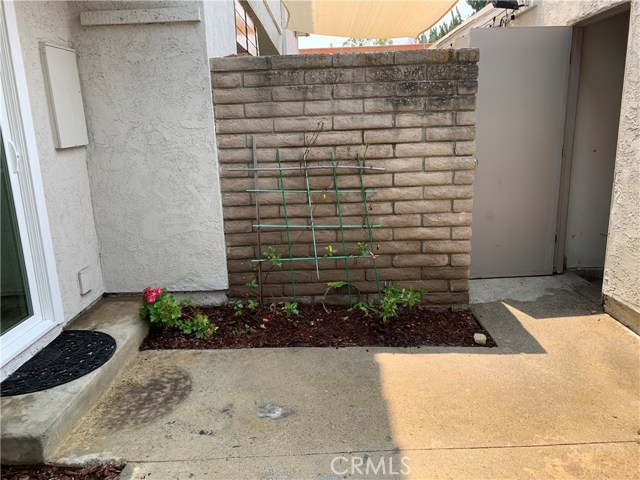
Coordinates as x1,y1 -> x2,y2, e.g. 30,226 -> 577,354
357,154 -> 382,300
276,150 -> 296,301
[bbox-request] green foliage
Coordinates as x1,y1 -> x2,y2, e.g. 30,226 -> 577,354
229,299 -> 244,317
468,0 -> 491,12
327,281 -> 348,290
235,324 -> 255,336
140,289 -> 215,339
350,300 -> 377,316
379,284 -> 426,325
424,7 -> 464,43
283,301 -> 299,318
245,279 -> 258,292
263,246 -> 282,267
356,241 -> 369,256
247,299 -> 259,310
324,244 -> 336,257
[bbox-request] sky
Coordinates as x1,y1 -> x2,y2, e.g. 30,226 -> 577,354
298,0 -> 474,49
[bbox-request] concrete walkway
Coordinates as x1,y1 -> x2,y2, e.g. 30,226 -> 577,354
55,276 -> 639,479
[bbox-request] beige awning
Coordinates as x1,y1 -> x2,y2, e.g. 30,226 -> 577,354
284,0 -> 458,39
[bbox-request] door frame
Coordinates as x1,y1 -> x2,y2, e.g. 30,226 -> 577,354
0,0 -> 64,379
553,2 -> 631,274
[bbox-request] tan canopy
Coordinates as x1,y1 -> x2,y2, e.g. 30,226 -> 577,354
283,0 -> 458,39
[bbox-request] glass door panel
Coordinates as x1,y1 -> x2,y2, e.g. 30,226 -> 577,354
1,131 -> 33,333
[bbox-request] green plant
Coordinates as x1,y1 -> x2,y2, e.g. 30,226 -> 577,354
263,246 -> 282,267
247,299 -> 259,310
229,299 -> 244,317
140,287 -> 215,339
325,244 -> 336,257
351,300 -> 377,316
235,324 -> 255,336
378,284 -> 426,325
356,241 -> 368,256
283,301 -> 299,318
245,279 -> 258,292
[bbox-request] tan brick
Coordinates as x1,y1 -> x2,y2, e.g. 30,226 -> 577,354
305,68 -> 366,84
211,55 -> 270,72
368,158 -> 422,173
458,80 -> 478,94
455,141 -> 476,155
244,69 -> 304,87
224,205 -> 279,219
426,126 -> 476,141
334,83 -> 396,99
245,102 -> 304,118
250,133 -> 305,148
342,202 -> 393,215
222,177 -> 276,193
376,214 -> 421,227
214,104 -> 244,119
450,279 -> 470,292
213,87 -> 271,105
368,268 -> 421,281
334,114 -> 393,130
364,128 -> 422,144
225,231 -> 280,247
333,52 -> 394,67
425,95 -> 475,112
343,228 -> 392,241
395,142 -> 454,157
216,118 -> 273,134
371,187 -> 422,201
458,48 -> 480,63
454,170 -> 474,185
271,54 -> 333,69
423,213 -> 472,227
422,240 -> 471,253
396,112 -> 454,128
304,99 -> 363,115
217,149 -> 252,162
366,65 -> 425,82
421,267 -> 469,279
334,144 -> 394,160
422,292 -> 468,304
222,193 -> 251,206
216,134 -> 246,148
424,185 -> 473,199
394,227 -> 449,240
452,227 -> 472,240
424,157 -> 476,171
394,200 -> 451,214
397,80 -> 457,97
392,254 -> 449,267
375,241 -> 421,254
211,72 -> 242,88
395,49 -> 456,65
226,246 -> 255,260
364,97 -> 425,113
223,220 -> 253,233
391,280 -> 449,293
394,171 -> 452,187
451,254 -> 471,266
456,111 -> 476,126
311,130 -> 363,146
272,85 -> 332,101
274,116 -> 332,132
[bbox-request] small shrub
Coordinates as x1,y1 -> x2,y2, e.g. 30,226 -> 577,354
140,287 -> 216,339
283,301 -> 299,318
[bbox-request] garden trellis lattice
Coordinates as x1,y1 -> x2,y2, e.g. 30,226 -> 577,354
230,137 -> 385,307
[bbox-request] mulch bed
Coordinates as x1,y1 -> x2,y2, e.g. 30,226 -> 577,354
0,464 -> 123,480
141,304 -> 496,349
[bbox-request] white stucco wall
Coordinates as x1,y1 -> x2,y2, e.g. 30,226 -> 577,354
202,0 -> 236,58
14,1 -> 105,321
511,0 -> 639,317
72,1 -> 228,294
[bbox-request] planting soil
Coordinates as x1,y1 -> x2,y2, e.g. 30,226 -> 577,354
141,304 -> 496,350
0,464 -> 123,480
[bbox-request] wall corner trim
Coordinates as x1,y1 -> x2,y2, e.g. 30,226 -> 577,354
80,6 -> 201,27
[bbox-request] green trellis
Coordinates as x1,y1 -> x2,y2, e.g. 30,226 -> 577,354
238,139 -> 384,307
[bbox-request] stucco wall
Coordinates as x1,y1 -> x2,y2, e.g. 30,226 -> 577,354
14,1 -> 104,321
72,1 -> 228,293
512,0 -> 639,322
202,0 -> 236,58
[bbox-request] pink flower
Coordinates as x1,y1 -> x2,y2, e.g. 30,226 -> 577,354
368,251 -> 377,259
143,286 -> 163,303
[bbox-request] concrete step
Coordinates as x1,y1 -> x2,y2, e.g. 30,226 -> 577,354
0,298 -> 147,464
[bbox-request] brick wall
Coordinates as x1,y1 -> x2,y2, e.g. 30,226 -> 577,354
211,49 -> 478,305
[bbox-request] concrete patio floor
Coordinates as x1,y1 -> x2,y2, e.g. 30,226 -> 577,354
54,276 -> 639,479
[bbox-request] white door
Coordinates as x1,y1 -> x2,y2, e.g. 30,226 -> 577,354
470,27 -> 571,278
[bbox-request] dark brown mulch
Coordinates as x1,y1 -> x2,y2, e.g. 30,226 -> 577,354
0,464 -> 123,480
140,304 -> 496,350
